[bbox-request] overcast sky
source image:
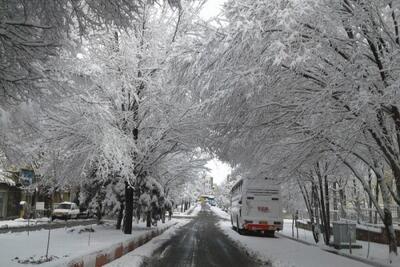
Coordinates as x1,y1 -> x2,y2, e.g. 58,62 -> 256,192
199,0 -> 230,185
206,158 -> 232,185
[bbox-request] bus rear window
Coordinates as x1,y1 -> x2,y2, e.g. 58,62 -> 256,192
247,188 -> 279,196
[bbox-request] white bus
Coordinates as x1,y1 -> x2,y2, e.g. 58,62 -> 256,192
230,177 -> 283,236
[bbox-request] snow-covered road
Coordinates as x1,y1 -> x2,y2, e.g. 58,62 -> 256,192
136,204 -> 262,267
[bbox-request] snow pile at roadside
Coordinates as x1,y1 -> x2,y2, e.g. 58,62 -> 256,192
0,217 -> 50,229
0,219 -> 179,267
209,205 -> 230,220
173,203 -> 201,217
106,219 -> 191,267
189,203 -> 202,216
217,220 -> 371,267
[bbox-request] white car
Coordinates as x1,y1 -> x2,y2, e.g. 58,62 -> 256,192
51,202 -> 80,220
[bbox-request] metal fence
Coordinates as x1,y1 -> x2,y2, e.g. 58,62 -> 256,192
294,206 -> 400,226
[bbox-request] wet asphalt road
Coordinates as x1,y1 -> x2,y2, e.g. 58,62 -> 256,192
144,205 -> 265,267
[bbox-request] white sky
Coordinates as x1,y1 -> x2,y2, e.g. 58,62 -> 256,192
199,0 -> 227,20
199,1 -> 230,185
206,158 -> 232,185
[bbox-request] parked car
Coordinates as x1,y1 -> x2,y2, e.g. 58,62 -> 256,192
78,207 -> 93,219
51,202 -> 80,221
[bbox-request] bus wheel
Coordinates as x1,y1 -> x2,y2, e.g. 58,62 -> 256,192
236,217 -> 243,235
264,230 -> 275,237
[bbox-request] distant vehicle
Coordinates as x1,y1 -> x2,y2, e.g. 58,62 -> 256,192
51,202 -> 80,221
198,195 -> 216,206
230,177 -> 283,237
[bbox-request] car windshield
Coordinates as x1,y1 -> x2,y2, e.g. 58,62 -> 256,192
57,203 -> 71,209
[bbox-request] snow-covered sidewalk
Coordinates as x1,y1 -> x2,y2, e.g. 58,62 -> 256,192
218,220 -> 372,267
281,219 -> 399,267
105,219 -> 191,267
0,219 -> 180,267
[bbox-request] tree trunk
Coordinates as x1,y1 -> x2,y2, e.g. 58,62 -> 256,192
368,169 -> 373,223
312,183 -> 320,243
374,181 -> 380,224
377,170 -> 398,256
333,182 -> 338,221
123,182 -> 134,234
324,174 -> 330,244
339,181 -> 346,219
116,202 -> 124,230
161,208 -> 165,223
317,170 -> 330,245
146,211 -> 151,228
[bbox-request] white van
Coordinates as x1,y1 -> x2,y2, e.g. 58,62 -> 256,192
230,177 -> 283,236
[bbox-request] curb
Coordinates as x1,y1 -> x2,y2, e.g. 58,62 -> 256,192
277,233 -> 393,267
67,222 -> 178,267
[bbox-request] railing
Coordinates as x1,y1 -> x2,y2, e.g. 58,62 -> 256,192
291,206 -> 400,226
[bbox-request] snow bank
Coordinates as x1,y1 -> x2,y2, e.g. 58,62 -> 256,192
209,205 -> 230,220
172,203 -> 201,218
190,203 -> 202,216
217,220 -> 372,267
105,219 -> 191,267
0,217 -> 50,229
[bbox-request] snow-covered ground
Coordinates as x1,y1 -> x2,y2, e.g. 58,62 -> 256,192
105,219 -> 191,267
218,220 -> 372,267
281,219 -> 400,266
0,219 -> 179,267
208,206 -> 388,267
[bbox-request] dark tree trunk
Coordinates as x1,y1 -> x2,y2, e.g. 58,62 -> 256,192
339,181 -> 346,219
317,167 -> 330,245
116,202 -> 124,230
383,208 -> 398,258
146,211 -> 151,228
374,181 -> 380,224
161,208 -> 166,223
311,183 -> 320,243
324,174 -> 330,244
123,182 -> 134,234
368,170 -> 373,223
